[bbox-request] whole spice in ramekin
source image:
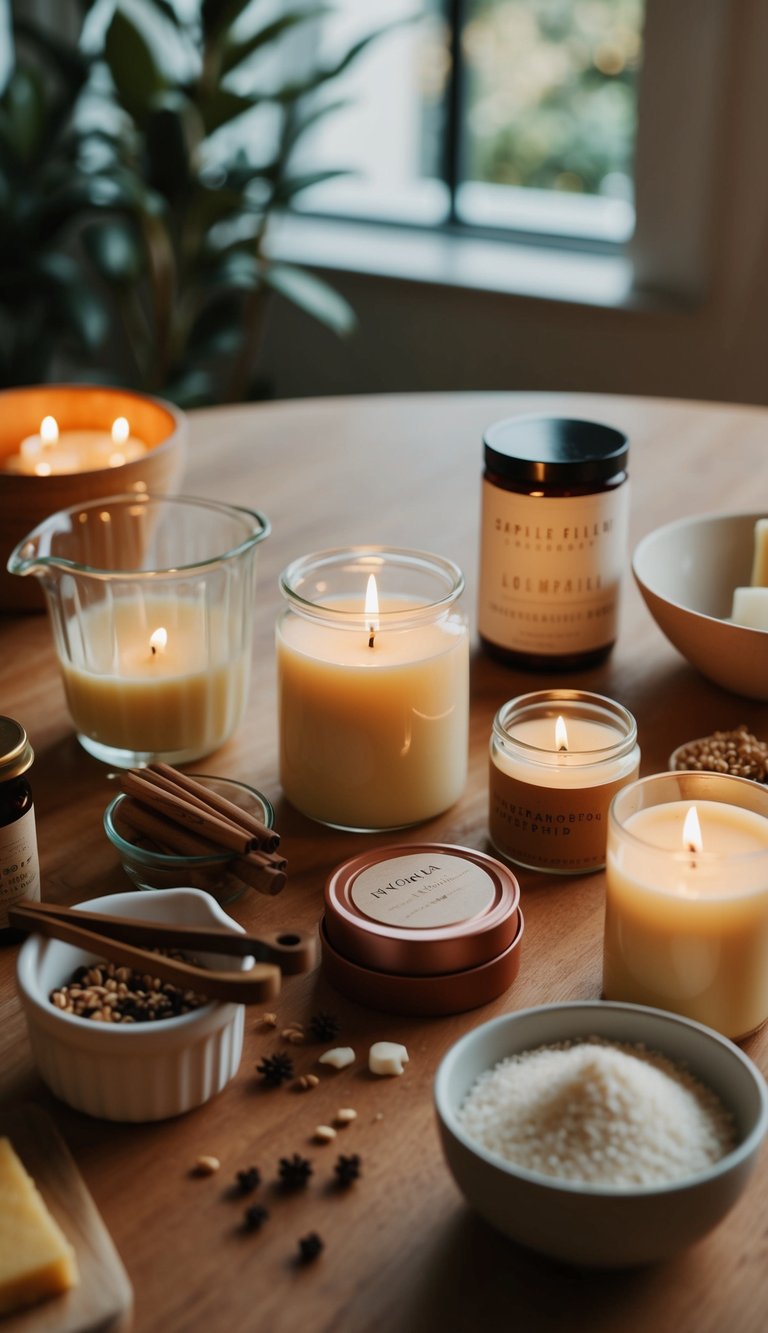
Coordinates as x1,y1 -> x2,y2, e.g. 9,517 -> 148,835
50,955 -> 207,1023
672,726 -> 768,782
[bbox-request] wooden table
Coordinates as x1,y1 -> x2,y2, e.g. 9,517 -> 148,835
1,391 -> 767,1333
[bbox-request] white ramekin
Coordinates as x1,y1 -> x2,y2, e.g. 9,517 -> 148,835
16,888 -> 250,1122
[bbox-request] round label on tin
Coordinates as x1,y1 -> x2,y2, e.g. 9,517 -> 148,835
350,852 -> 496,929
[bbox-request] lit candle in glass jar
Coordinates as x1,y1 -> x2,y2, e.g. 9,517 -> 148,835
603,771 -> 768,1038
277,547 -> 469,831
489,690 -> 640,874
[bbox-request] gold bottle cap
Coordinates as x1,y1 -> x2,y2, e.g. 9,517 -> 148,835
0,716 -> 34,781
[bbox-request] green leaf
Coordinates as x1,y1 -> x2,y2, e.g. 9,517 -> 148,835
187,292 -> 246,355
272,167 -> 352,205
201,0 -> 257,40
262,262 -> 356,336
82,219 -> 146,285
279,96 -> 352,158
2,67 -> 47,164
145,93 -> 203,199
198,87 -> 255,134
105,9 -> 169,126
221,7 -> 332,78
270,21 -> 410,103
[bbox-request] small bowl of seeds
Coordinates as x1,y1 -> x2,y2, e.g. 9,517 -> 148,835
16,888 -> 251,1122
670,725 -> 768,782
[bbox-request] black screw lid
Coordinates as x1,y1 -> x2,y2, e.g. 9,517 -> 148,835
483,416 -> 629,486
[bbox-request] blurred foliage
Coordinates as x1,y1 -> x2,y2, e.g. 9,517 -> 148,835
0,1 -> 393,403
462,0 -> 643,198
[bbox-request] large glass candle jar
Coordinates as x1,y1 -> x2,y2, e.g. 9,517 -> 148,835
8,494 -> 270,768
277,547 -> 469,831
489,690 -> 639,874
603,771 -> 768,1040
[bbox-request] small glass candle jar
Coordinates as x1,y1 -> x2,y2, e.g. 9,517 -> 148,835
489,690 -> 639,874
603,771 -> 768,1040
277,547 -> 469,831
478,415 -> 629,670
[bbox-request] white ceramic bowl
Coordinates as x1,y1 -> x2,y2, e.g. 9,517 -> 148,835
16,888 -> 250,1122
435,1002 -> 768,1268
632,511 -> 768,700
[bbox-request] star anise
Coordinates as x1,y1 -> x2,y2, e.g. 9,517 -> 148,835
235,1166 -> 261,1193
278,1153 -> 313,1190
308,1011 -> 340,1042
333,1153 -> 361,1189
243,1204 -> 269,1231
256,1051 -> 294,1086
297,1231 -> 324,1263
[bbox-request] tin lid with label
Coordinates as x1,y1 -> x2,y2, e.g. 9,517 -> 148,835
324,843 -> 520,976
483,416 -> 629,486
0,716 -> 34,782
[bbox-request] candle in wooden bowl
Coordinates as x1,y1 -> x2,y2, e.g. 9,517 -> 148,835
603,771 -> 768,1039
0,385 -> 186,611
276,547 -> 469,831
489,690 -> 640,873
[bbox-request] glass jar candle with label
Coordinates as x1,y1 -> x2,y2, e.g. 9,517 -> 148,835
0,717 -> 41,942
489,690 -> 640,874
478,415 -> 629,670
277,547 -> 469,831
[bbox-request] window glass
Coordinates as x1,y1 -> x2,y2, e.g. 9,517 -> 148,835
297,0 -> 644,245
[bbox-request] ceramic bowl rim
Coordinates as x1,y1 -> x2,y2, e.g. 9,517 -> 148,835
632,510 -> 768,636
435,1000 -> 768,1198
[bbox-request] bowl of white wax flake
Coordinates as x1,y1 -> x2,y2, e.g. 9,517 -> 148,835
434,1001 -> 768,1268
632,511 -> 768,700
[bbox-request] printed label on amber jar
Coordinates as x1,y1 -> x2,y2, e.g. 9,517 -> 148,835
0,806 -> 41,927
478,483 -> 629,655
489,765 -> 636,873
351,852 -> 496,929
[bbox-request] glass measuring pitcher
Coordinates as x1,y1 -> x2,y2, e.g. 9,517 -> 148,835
8,494 -> 270,767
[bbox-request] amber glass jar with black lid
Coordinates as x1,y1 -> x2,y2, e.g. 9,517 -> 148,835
478,415 -> 630,671
0,716 -> 41,942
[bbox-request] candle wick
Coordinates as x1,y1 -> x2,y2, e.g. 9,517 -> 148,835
557,743 -> 567,752
688,842 -> 697,871
368,629 -> 375,649
151,644 -> 157,656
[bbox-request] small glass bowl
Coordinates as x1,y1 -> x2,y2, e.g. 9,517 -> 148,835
104,774 -> 275,904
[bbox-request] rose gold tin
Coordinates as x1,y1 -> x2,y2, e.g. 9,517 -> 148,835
319,908 -> 524,1017
324,843 -> 521,977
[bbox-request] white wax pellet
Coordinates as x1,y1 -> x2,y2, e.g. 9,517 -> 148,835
369,1041 -> 409,1076
731,586 -> 768,629
318,1046 -> 356,1070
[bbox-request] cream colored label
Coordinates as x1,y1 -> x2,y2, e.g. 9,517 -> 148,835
489,764 -> 636,872
478,482 -> 629,654
350,852 -> 495,928
0,806 -> 41,927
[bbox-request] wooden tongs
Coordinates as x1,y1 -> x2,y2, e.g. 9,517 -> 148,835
9,900 -> 318,1005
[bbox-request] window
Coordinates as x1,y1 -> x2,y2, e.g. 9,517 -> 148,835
295,0 -> 644,250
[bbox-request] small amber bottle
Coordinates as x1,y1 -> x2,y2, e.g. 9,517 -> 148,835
0,717 -> 41,943
478,416 -> 630,670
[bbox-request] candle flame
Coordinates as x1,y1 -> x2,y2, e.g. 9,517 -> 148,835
111,416 -> 130,445
149,627 -> 167,657
40,416 -> 59,446
365,574 -> 379,648
683,805 -> 703,855
555,715 -> 569,752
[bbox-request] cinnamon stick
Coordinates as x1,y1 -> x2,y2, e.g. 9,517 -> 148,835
149,762 -> 280,851
116,797 -> 287,897
120,771 -> 254,855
